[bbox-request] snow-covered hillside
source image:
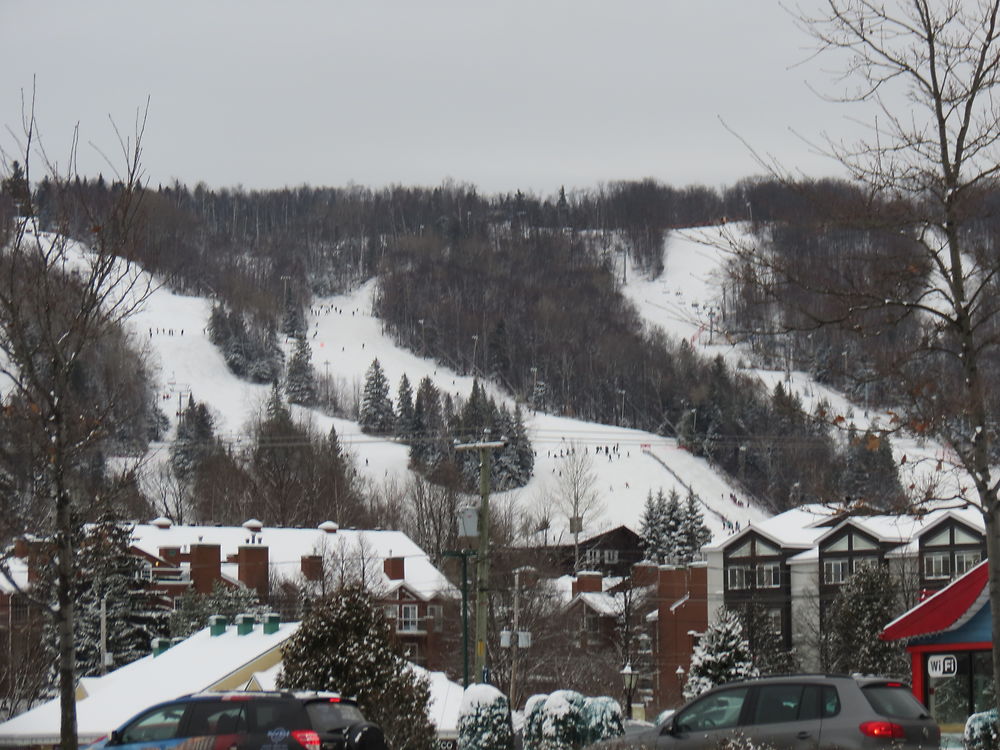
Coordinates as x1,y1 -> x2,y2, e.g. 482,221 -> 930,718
127,222 -> 963,547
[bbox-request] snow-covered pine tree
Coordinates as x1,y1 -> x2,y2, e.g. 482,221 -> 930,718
581,696 -> 624,745
512,404 -> 534,484
281,293 -> 306,339
457,684 -> 513,750
396,374 -> 416,440
683,608 -> 758,701
56,519 -> 168,677
662,489 -> 682,563
359,358 -> 396,435
539,690 -> 587,750
411,376 -> 444,470
825,562 -> 908,676
285,337 -> 317,406
279,585 -> 436,750
492,405 -> 520,491
639,491 -> 664,563
733,602 -> 797,676
170,396 -> 216,484
676,490 -> 711,563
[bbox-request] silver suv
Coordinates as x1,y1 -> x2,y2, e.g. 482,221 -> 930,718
602,675 -> 939,750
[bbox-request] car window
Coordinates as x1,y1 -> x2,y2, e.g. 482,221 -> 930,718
250,701 -> 311,732
863,685 -> 928,719
185,701 -> 247,736
822,686 -> 840,718
675,687 -> 749,732
305,701 -> 366,730
752,684 -> 806,724
119,705 -> 185,744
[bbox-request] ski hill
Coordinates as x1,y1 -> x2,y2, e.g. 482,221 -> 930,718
127,223 -> 959,547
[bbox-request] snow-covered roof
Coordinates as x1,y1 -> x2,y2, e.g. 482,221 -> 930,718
703,504 -> 832,553
0,622 -> 300,745
572,591 -> 620,617
129,522 -> 455,600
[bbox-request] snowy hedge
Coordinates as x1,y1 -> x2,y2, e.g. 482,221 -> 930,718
521,691 -> 623,750
966,708 -> 999,750
458,684 -> 513,750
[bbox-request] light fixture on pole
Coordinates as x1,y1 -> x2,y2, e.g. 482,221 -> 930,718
621,663 -> 638,720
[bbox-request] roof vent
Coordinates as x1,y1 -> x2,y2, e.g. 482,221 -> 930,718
151,516 -> 173,529
319,521 -> 339,534
243,519 -> 264,534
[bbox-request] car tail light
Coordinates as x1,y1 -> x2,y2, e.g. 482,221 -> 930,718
860,721 -> 906,739
328,697 -> 341,703
292,730 -> 321,750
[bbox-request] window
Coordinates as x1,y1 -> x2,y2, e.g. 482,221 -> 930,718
427,604 -> 443,632
584,611 -> 601,634
756,563 -> 781,588
826,535 -> 850,552
185,702 -> 247,737
924,552 -> 951,579
756,539 -> 780,555
383,605 -> 397,621
675,687 -> 749,732
925,528 -> 950,547
766,608 -> 783,636
823,558 -> 849,584
584,548 -> 600,564
729,540 -> 752,558
956,551 -> 982,576
752,684 -> 804,724
603,549 -> 619,564
955,527 -> 982,545
119,705 -> 185,744
728,565 -> 750,590
852,534 -> 877,550
399,604 -> 419,632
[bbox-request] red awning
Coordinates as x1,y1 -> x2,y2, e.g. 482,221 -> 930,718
881,559 -> 989,641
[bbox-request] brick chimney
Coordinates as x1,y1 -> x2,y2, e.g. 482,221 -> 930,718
631,561 -> 659,588
301,554 -> 323,582
238,545 -> 270,598
190,544 -> 221,594
572,570 -> 603,596
384,557 -> 405,581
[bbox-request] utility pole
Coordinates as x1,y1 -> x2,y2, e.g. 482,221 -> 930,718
455,432 -> 506,684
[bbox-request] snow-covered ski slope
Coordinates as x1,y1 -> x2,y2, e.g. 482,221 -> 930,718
128,222 -> 961,547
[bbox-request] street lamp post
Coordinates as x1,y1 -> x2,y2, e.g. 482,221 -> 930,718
507,565 -> 535,707
621,663 -> 638,720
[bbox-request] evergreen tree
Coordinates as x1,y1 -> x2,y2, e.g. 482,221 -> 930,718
639,491 -> 664,563
733,602 -> 797,676
662,489 -> 682,563
0,160 -> 31,213
411,376 -> 447,471
43,519 -> 169,678
285,337 -> 318,406
677,490 -> 712,563
281,290 -> 306,339
396,374 -> 416,440
825,563 -> 908,676
279,585 -> 437,750
841,428 -> 905,510
169,581 -> 263,638
359,359 -> 395,435
457,684 -> 514,750
170,396 -> 216,484
683,608 -> 758,700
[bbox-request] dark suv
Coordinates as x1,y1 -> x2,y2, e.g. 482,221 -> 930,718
597,675 -> 939,750
87,691 -> 388,750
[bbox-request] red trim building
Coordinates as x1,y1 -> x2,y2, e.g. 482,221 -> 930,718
880,559 -> 992,733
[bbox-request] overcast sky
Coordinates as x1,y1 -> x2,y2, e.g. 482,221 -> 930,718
1,1 -> 859,197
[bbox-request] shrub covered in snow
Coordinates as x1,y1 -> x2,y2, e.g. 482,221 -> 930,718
522,694 -> 548,750
966,708 -> 1000,750
540,690 -> 587,750
521,691 -> 624,750
458,683 -> 513,750
581,696 -> 624,745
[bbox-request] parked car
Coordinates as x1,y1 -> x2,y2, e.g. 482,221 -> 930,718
86,691 -> 388,750
591,675 -> 940,750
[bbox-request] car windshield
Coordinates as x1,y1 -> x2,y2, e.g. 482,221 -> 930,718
304,701 -> 365,731
862,685 -> 928,719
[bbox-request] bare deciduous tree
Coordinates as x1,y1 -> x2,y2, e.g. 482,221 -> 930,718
553,445 -> 603,571
726,0 -> 1000,718
0,96 -> 153,750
